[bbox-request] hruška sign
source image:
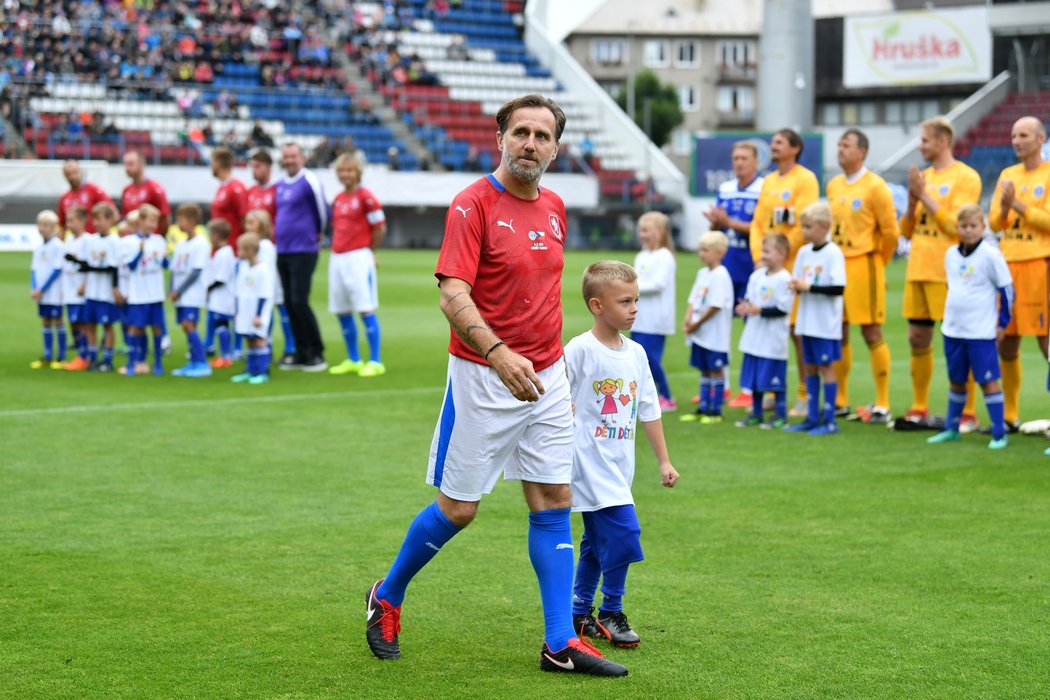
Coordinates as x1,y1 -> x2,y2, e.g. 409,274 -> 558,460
844,7 -> 991,88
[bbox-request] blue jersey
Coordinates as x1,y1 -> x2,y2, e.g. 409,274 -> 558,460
715,176 -> 763,285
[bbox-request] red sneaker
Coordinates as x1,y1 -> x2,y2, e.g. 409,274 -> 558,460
63,356 -> 90,371
539,637 -> 628,676
728,392 -> 753,408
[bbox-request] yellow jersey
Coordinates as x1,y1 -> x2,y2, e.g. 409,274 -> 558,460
749,164 -> 819,269
899,161 -> 980,282
827,170 -> 899,262
989,161 -> 1050,262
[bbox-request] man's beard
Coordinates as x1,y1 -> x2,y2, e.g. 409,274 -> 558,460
503,148 -> 551,183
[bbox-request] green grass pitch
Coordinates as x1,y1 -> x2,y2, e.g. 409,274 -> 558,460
1,249 -> 1048,698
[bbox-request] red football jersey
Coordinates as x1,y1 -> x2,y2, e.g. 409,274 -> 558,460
436,174 -> 567,370
246,183 -> 277,225
121,179 -> 171,233
212,177 -> 249,249
332,187 -> 385,254
59,183 -> 113,233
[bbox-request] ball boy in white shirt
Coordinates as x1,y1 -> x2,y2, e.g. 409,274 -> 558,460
30,210 -> 65,369
119,204 -> 168,376
230,233 -> 274,385
205,219 -> 237,369
786,203 -> 847,435
169,203 -> 212,378
927,204 -> 1014,449
681,231 -> 734,423
565,260 -> 679,649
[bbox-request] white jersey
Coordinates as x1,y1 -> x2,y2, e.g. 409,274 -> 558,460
83,233 -> 119,303
234,261 -> 273,337
565,331 -> 660,512
258,238 -> 282,304
633,247 -> 676,336
123,233 -> 167,304
685,264 -> 733,352
115,236 -> 133,299
942,240 -> 1013,340
207,245 -> 237,316
793,241 -> 846,340
170,235 -> 211,308
31,237 -> 65,306
738,267 -> 794,360
61,234 -> 88,305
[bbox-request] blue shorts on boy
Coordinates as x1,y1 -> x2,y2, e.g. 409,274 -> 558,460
579,505 -> 645,570
38,304 -> 62,319
689,344 -> 729,372
176,307 -> 200,324
84,300 -> 118,325
127,302 -> 165,328
801,336 -> 842,365
739,354 -> 787,392
66,304 -> 86,324
944,336 -> 1000,385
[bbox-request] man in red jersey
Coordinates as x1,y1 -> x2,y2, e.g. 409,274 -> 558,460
210,147 -> 248,250
58,160 -> 114,234
121,151 -> 171,234
246,149 -> 277,224
365,95 -> 628,678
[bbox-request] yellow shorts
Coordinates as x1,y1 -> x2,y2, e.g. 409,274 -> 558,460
902,280 -> 948,322
843,253 -> 885,326
1004,258 -> 1049,336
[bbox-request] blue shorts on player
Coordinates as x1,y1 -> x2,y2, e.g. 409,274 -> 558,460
944,335 -> 1000,385
689,344 -> 729,372
176,307 -> 200,325
127,302 -> 165,328
38,304 -> 62,319
801,336 -> 841,365
66,303 -> 86,324
739,354 -> 787,393
84,300 -> 118,325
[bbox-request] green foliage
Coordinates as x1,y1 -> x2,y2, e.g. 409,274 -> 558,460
1,251 -> 1049,697
616,70 -> 684,148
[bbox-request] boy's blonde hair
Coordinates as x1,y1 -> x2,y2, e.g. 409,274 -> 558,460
582,260 -> 637,303
138,203 -> 161,221
245,208 -> 274,240
801,202 -> 832,227
37,210 -> 59,225
638,211 -> 674,251
956,203 -> 984,225
207,218 -> 231,241
699,230 -> 729,254
762,232 -> 790,258
176,202 -> 202,224
237,232 -> 261,256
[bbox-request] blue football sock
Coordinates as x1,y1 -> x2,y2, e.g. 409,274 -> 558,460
711,378 -> 725,415
152,332 -> 163,369
806,375 -> 821,424
528,508 -> 576,651
259,347 -> 271,375
216,324 -> 231,358
203,312 -> 216,353
823,381 -> 838,424
245,350 -> 256,375
598,564 -> 629,614
377,501 -> 462,607
363,313 -> 381,363
279,305 -> 296,354
234,332 -> 243,355
187,330 -> 204,363
74,330 -> 86,359
985,390 -> 1005,439
87,345 -> 98,364
56,325 -> 67,361
946,389 -> 966,432
158,311 -> 167,336
698,377 -> 711,413
572,531 -> 602,616
774,391 -> 787,419
751,392 -> 764,422
339,314 -> 360,362
42,326 -> 54,360
126,333 -> 139,371
102,345 -> 114,364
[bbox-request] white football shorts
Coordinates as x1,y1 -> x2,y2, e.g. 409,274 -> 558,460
427,354 -> 573,501
328,247 -> 378,315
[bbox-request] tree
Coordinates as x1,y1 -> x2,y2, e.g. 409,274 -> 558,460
616,70 -> 684,148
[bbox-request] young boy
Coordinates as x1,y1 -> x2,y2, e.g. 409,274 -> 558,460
328,152 -> 387,377
927,204 -> 1014,449
786,203 -> 847,435
230,233 -> 274,384
205,219 -> 237,369
169,203 -> 212,377
734,233 -> 795,428
119,203 -> 168,376
565,260 -> 679,648
681,231 -> 734,423
82,202 -> 121,371
60,206 -> 91,370
29,210 -> 66,369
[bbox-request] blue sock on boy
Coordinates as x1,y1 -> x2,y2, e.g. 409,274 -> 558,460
56,325 -> 67,361
806,374 -> 821,424
279,306 -> 296,355
946,389 -> 966,432
42,326 -> 54,360
985,390 -> 1005,439
823,382 -> 838,424
711,376 -> 725,415
597,564 -> 629,614
698,377 -> 711,414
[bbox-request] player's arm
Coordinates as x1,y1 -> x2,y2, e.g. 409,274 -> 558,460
874,183 -> 900,263
988,178 -> 1008,232
932,170 -> 980,238
438,276 -> 544,402
641,419 -> 679,487
637,251 -> 672,294
170,268 -> 203,301
749,199 -> 768,264
1009,195 -> 1050,233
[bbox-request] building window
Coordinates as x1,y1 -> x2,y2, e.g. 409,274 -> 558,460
821,102 -> 842,126
884,100 -> 902,124
679,85 -> 698,112
644,40 -> 669,68
716,40 -> 756,69
922,98 -> 940,119
599,80 -> 624,99
675,40 -> 699,68
672,127 -> 693,156
859,101 -> 877,125
592,39 -> 626,66
903,100 -> 921,124
842,103 -> 859,126
717,85 -> 754,118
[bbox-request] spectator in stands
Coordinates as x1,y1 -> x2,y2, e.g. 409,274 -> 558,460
463,146 -> 482,172
579,134 -> 596,168
274,142 -> 328,372
337,135 -> 365,165
387,146 -> 400,171
250,120 -> 274,148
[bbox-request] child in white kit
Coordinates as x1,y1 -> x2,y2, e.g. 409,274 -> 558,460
29,210 -> 65,369
206,219 -> 237,369
60,205 -> 91,370
230,233 -> 273,384
169,203 -> 212,377
632,211 -> 677,411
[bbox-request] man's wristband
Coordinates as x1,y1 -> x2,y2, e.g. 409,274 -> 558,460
484,340 -> 504,360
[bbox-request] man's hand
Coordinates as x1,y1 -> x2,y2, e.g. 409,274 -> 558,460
487,344 -> 544,402
907,166 -> 925,198
1000,180 -> 1015,209
703,205 -> 729,229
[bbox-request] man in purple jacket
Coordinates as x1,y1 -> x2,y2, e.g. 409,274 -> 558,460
275,143 -> 329,371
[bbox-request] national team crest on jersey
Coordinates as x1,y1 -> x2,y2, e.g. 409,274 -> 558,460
852,198 -> 862,210
1036,185 -> 1045,198
529,229 -> 547,251
939,184 -> 950,196
548,214 -> 563,241
781,190 -> 791,201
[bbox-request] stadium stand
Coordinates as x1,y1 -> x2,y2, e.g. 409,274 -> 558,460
954,90 -> 1050,189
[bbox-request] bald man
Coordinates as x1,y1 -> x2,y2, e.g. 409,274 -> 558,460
58,161 -> 113,234
989,116 -> 1050,430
